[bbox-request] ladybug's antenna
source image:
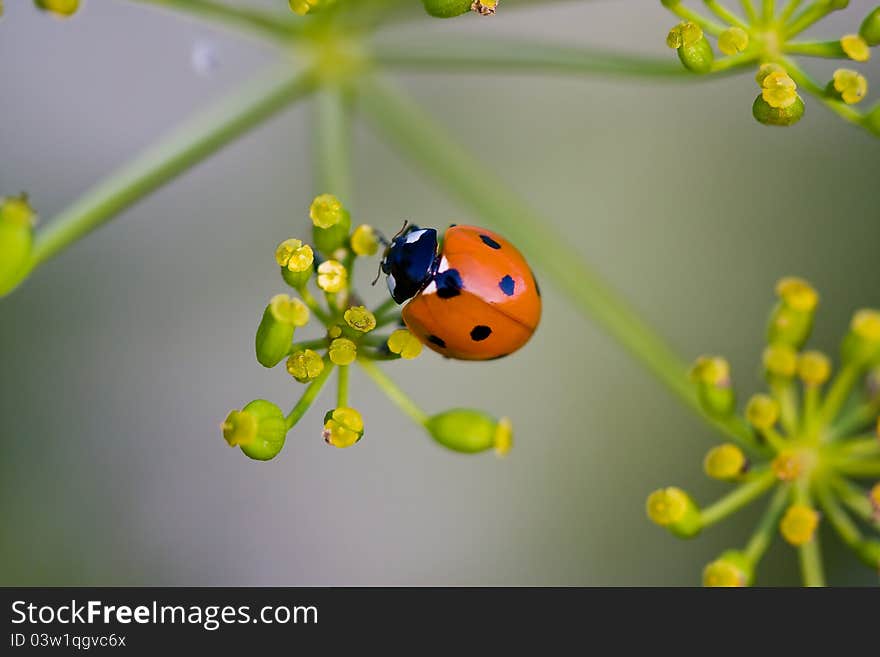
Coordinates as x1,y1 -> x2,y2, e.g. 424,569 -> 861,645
391,220 -> 409,241
371,262 -> 383,287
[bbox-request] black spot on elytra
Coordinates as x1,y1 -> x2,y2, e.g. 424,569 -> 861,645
435,269 -> 463,299
480,234 -> 501,249
428,335 -> 446,349
470,325 -> 492,341
499,275 -> 515,296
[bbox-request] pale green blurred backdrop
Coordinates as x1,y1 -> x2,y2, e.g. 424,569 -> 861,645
1,0 -> 879,586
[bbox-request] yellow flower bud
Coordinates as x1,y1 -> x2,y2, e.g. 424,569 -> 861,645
718,27 -> 749,56
344,306 -> 377,333
322,407 -> 364,448
34,0 -> 79,17
797,351 -> 831,387
830,69 -> 868,105
690,356 -> 736,418
704,443 -> 748,480
762,71 -> 798,109
842,309 -> 880,366
746,394 -> 780,431
310,194 -> 344,229
289,0 -> 315,15
286,349 -> 325,383
328,337 -> 357,365
772,451 -> 804,481
0,195 -> 36,297
667,21 -> 703,49
840,34 -> 871,62
275,238 -> 314,289
328,325 -> 343,339
756,63 -> 786,86
763,343 -> 798,380
767,277 -> 817,347
387,328 -> 423,360
646,487 -> 702,538
316,259 -> 347,293
350,224 -> 379,256
780,504 -> 820,546
222,400 -> 287,461
703,550 -> 753,587
310,194 -> 351,254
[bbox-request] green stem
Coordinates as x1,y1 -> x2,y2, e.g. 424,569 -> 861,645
801,385 -> 820,437
815,480 -> 862,548
711,51 -> 760,72
286,359 -> 335,429
784,2 -> 833,38
833,459 -> 880,478
740,0 -> 759,22
358,358 -> 429,426
669,5 -> 727,35
827,401 -> 880,442
829,475 -> 880,530
783,40 -> 845,58
313,85 -> 354,205
25,65 -> 316,277
375,312 -> 403,329
779,0 -> 802,24
371,39 -> 691,78
762,0 -> 775,22
127,0 -> 302,43
830,437 -> 880,459
337,365 -> 350,407
700,470 -> 777,528
704,0 -> 749,29
761,426 -> 789,453
744,483 -> 791,564
794,481 -> 825,586
371,297 -> 399,319
298,285 -> 332,325
289,337 -> 330,353
356,74 -> 754,447
782,58 -> 867,128
816,361 -> 861,429
771,381 -> 799,437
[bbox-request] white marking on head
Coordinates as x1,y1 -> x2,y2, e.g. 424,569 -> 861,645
387,273 -> 397,295
404,229 -> 427,244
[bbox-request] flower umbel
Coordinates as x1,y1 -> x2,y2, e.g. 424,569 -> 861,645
648,277 -> 880,585
222,195 -> 513,461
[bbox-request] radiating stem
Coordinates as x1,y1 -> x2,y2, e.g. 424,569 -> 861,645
314,85 -> 354,205
356,74 -> 756,447
782,58 -> 867,128
286,359 -> 335,429
816,480 -> 863,549
783,40 -> 845,58
289,337 -> 330,353
744,483 -> 791,564
704,0 -> 748,29
817,361 -> 862,429
772,381 -> 800,437
830,475 -> 880,530
298,285 -> 332,325
833,459 -> 880,478
779,0 -> 802,24
372,39 -> 691,78
20,65 -> 316,289
358,358 -> 429,426
795,482 -> 825,587
371,297 -> 399,320
826,401 -> 880,442
700,470 -> 777,528
669,5 -> 727,35
711,51 -> 760,72
784,2 -> 833,38
740,0 -> 759,22
337,365 -> 350,407
128,0 -> 302,43
762,0 -> 775,23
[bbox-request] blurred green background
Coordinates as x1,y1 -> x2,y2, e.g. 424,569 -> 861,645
1,0 -> 879,586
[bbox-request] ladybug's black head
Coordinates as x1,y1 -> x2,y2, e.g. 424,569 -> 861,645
379,224 -> 438,304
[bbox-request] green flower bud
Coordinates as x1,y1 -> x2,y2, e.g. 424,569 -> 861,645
763,343 -> 798,383
323,407 -> 364,448
0,195 -> 36,297
752,94 -> 805,127
703,550 -> 753,587
718,27 -> 749,56
34,0 -> 79,17
668,22 -> 714,74
343,306 -> 377,333
767,277 -> 817,347
745,393 -> 780,430
703,443 -> 748,480
841,309 -> 880,367
861,7 -> 880,46
310,194 -> 351,255
255,294 -> 309,368
222,400 -> 287,461
328,337 -> 357,365
690,356 -> 736,419
426,409 -> 512,455
275,238 -> 314,290
645,487 -> 702,538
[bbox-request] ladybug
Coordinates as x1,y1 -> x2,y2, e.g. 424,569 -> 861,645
378,223 -> 541,360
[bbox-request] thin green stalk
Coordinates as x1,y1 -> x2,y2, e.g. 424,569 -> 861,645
783,40 -> 845,58
358,358 -> 429,426
25,65 -> 316,277
762,0 -> 775,23
337,365 -> 350,407
298,285 -> 332,325
830,475 -> 880,530
286,359 -> 335,429
831,437 -> 880,459
801,385 -> 820,436
669,5 -> 727,35
816,361 -> 862,429
371,39 -> 690,78
128,0 -> 302,43
761,426 -> 789,453
711,51 -> 760,72
784,2 -> 833,38
833,459 -> 880,478
795,482 -> 825,586
313,85 -> 354,205
290,337 -> 330,353
826,401 -> 880,442
779,0 -> 802,24
371,297 -> 398,320
356,74 -> 756,447
700,470 -> 777,528
772,381 -> 799,437
815,480 -> 862,549
741,0 -> 759,22
704,0 -> 749,29
744,483 -> 791,564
